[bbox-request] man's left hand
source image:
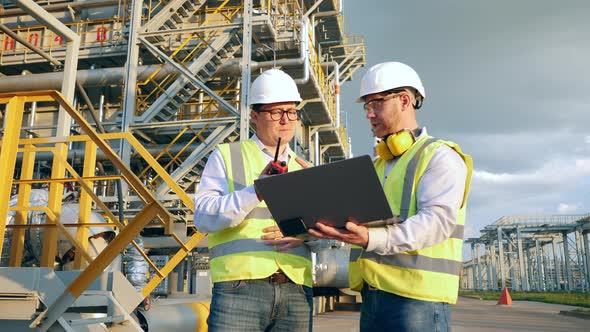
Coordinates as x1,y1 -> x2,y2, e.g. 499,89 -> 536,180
308,221 -> 369,249
262,225 -> 305,252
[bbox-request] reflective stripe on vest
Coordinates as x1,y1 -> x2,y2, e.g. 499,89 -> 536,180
400,138 -> 436,219
229,142 -> 247,191
210,238 -> 311,260
349,225 -> 465,260
360,252 -> 462,276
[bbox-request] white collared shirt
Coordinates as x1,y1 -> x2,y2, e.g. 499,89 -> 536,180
366,127 -> 469,255
193,135 -> 292,233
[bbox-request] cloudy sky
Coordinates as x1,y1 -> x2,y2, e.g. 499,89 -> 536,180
339,0 -> 590,240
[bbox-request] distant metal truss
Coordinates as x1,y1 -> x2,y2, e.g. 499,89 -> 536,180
462,214 -> 590,293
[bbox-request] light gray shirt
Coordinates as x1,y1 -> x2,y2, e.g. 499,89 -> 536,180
366,127 -> 469,255
193,135 -> 292,233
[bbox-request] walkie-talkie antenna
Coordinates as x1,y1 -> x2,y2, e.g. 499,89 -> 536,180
273,137 -> 281,162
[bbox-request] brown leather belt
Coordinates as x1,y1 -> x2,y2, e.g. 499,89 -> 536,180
261,271 -> 292,284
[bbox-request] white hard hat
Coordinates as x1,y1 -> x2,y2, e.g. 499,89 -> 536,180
249,69 -> 302,105
357,62 -> 425,104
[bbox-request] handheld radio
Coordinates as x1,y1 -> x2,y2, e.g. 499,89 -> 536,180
267,137 -> 288,175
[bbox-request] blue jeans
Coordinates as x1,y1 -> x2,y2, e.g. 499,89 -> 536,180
208,279 -> 313,332
360,285 -> 450,332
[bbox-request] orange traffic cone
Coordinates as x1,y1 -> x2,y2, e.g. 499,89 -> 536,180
497,287 -> 512,305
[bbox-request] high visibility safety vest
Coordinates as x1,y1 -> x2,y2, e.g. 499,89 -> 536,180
348,245 -> 363,291
208,139 -> 313,286
350,135 -> 473,304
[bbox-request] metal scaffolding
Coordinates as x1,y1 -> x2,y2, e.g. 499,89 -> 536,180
462,214 -> 590,293
0,0 -> 366,330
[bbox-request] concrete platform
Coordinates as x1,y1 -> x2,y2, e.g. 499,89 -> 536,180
313,297 -> 589,332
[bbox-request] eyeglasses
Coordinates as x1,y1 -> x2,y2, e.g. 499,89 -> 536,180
257,109 -> 301,121
363,93 -> 402,112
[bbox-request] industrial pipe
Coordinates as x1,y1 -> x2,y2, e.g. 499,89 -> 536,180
12,143 -> 205,163
0,0 -> 120,18
215,18 -> 310,84
137,302 -> 210,332
314,132 -> 320,165
314,246 -> 351,288
0,65 -> 177,92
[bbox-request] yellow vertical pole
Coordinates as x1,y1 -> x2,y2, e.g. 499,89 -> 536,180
0,96 -> 25,259
9,144 -> 36,266
73,140 -> 97,269
40,142 -> 68,267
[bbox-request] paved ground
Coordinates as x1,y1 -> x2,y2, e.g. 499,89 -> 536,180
313,297 -> 589,332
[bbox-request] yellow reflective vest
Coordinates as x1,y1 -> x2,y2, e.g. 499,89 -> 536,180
350,135 -> 472,304
208,139 -> 313,286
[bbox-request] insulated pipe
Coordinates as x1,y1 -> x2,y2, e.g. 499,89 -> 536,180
314,132 -> 320,165
13,143 -> 209,164
28,102 -> 37,138
314,247 -> 350,288
215,18 -> 310,84
284,18 -> 309,85
0,65 -> 177,92
311,10 -> 340,18
197,91 -> 204,114
321,61 -> 340,128
0,0 -> 120,18
98,95 -> 105,122
137,302 -> 210,332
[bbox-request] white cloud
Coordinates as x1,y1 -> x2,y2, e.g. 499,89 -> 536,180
577,159 -> 590,173
472,158 -> 590,186
557,203 -> 580,213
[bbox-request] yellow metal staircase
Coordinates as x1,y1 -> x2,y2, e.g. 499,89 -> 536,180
0,91 -> 207,330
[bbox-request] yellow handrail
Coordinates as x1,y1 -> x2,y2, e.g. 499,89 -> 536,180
0,90 -> 206,314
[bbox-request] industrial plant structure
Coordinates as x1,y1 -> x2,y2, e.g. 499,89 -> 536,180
0,0 -> 365,330
461,214 -> 590,294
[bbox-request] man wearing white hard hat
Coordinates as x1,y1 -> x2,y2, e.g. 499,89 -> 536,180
309,62 -> 473,331
194,68 -> 313,331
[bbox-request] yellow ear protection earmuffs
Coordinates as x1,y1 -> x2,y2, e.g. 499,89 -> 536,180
375,128 -> 419,160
